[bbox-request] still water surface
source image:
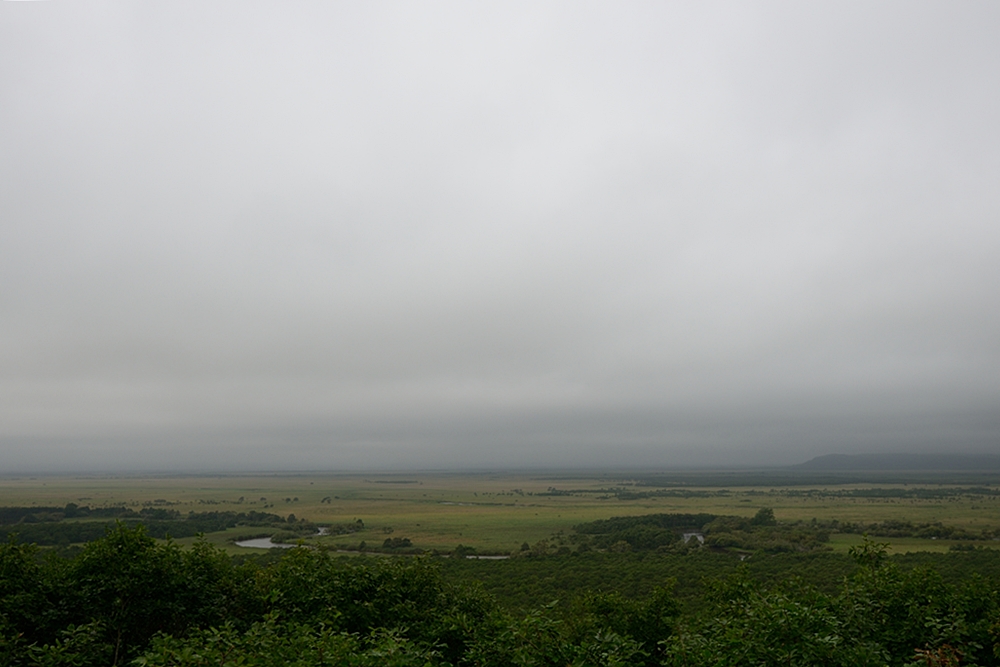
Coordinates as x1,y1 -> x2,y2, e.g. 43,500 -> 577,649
234,536 -> 297,549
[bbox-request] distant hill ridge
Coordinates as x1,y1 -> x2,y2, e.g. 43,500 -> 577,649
794,453 -> 1000,471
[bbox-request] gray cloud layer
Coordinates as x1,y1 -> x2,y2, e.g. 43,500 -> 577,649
2,2 -> 998,472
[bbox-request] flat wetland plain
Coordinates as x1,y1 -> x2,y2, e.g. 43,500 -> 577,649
4,470 -> 1000,555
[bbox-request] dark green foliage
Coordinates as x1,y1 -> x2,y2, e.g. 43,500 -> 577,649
2,526 -> 1000,666
893,550 -> 1000,585
569,586 -> 679,665
0,538 -> 51,659
656,539 -> 1000,667
461,603 -> 650,667
0,505 -> 134,525
440,549 -> 859,614
382,537 -> 413,549
838,538 -> 1000,666
452,544 -> 477,558
0,508 -> 291,547
575,512 -> 717,535
135,617 -> 441,667
702,522 -> 830,553
573,509 -> 830,554
1,524 -> 262,666
59,525 -> 223,664
324,518 -> 365,536
0,519 -> 126,548
573,513 -> 713,552
750,507 -> 776,526
662,571 -> 888,666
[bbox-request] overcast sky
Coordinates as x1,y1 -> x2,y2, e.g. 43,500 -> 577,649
1,2 -> 998,472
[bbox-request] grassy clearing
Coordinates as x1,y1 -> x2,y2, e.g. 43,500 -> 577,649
3,471 -> 999,554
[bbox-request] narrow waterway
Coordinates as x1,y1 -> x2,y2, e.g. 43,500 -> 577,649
235,527 -> 329,549
234,536 -> 297,549
234,528 -> 509,557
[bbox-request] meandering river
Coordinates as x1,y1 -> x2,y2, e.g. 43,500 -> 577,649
235,527 -> 329,549
234,529 -> 508,558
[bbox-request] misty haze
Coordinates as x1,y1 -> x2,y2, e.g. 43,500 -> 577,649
2,2 -> 998,473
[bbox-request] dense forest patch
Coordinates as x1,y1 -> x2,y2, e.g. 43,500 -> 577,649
569,508 -> 832,554
2,524 -> 1000,665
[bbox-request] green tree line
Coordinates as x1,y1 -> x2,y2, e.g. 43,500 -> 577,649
0,507 -> 297,548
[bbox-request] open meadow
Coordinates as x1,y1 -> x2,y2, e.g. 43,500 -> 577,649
3,470 -> 999,555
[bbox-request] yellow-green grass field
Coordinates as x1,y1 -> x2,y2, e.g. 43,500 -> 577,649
2,472 -> 999,555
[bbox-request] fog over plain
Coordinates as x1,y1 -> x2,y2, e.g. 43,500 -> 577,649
1,2 -> 998,472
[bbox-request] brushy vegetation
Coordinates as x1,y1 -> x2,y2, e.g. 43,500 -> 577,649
2,524 -> 1000,666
